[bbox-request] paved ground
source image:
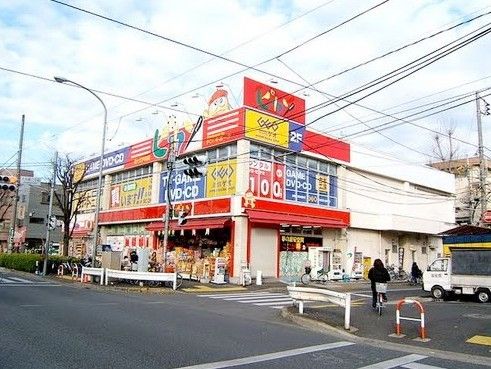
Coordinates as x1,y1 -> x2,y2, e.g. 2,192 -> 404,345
4,268 -> 490,363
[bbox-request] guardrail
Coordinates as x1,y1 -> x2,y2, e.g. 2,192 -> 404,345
81,267 -> 105,285
105,269 -> 178,290
287,285 -> 352,330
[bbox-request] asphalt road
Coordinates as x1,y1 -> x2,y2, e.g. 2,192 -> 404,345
0,271 -> 489,369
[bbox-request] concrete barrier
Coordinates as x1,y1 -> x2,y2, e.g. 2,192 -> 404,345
287,285 -> 352,330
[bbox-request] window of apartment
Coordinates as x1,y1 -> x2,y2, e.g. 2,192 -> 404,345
41,192 -> 50,204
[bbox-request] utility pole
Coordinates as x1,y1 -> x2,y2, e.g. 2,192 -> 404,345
476,92 -> 487,225
162,122 -> 176,269
8,114 -> 25,252
43,151 -> 58,275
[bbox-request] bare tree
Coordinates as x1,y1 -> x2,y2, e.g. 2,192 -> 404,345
53,154 -> 89,256
432,128 -> 460,168
0,190 -> 14,221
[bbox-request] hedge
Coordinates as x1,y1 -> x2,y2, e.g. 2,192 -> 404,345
0,254 -> 81,274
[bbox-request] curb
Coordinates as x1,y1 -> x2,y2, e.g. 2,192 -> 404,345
281,306 -> 491,367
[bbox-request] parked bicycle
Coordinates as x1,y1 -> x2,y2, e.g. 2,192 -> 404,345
301,267 -> 328,285
387,265 -> 409,282
374,282 -> 387,315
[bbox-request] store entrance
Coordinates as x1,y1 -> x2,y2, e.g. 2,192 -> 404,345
163,228 -> 232,282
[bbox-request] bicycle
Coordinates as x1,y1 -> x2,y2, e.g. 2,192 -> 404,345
375,282 -> 388,316
301,267 -> 328,285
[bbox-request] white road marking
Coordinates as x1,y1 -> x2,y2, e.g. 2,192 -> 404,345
0,283 -> 60,287
3,276 -> 34,283
352,293 -> 372,298
174,341 -> 355,369
357,354 -> 427,369
224,294 -> 289,301
237,297 -> 292,304
198,292 -> 271,298
402,363 -> 447,369
254,300 -> 293,306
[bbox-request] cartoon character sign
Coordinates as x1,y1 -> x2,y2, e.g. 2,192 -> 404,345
205,89 -> 232,118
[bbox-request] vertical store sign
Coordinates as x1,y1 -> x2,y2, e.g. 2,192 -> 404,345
159,170 -> 205,203
243,77 -> 306,124
249,159 -> 284,200
206,159 -> 237,197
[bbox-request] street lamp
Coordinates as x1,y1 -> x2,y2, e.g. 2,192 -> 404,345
54,76 -> 107,267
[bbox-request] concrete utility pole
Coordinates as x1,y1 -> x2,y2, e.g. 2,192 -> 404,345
43,151 -> 58,275
476,92 -> 487,225
7,114 -> 25,253
162,128 -> 176,270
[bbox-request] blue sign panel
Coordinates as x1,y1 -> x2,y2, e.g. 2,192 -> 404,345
288,122 -> 305,152
285,163 -> 337,208
159,170 -> 205,203
86,147 -> 129,175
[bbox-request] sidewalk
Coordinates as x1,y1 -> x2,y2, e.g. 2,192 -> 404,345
280,285 -> 491,366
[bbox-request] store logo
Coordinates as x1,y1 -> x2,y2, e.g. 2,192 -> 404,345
211,165 -> 234,180
257,117 -> 279,131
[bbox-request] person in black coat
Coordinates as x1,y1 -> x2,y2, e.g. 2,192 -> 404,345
411,262 -> 422,283
368,258 -> 391,307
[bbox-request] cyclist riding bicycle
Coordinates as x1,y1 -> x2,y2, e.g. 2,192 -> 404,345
368,259 -> 390,308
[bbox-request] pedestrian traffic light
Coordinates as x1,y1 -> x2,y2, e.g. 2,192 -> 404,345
47,216 -> 58,230
177,211 -> 188,226
0,176 -> 16,191
182,155 -> 207,178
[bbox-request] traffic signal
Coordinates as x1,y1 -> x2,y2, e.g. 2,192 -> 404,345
182,155 -> 206,178
0,176 -> 16,192
177,211 -> 188,226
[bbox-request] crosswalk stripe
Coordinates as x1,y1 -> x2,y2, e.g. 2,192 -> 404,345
198,291 -> 294,309
254,300 -> 293,306
357,354 -> 427,369
223,294 -> 289,301
3,276 -> 34,283
402,363 -> 446,369
198,292 -> 271,298
237,297 -> 292,304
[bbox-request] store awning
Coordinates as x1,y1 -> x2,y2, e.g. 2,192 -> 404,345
145,217 -> 231,232
71,228 -> 91,238
247,209 -> 347,228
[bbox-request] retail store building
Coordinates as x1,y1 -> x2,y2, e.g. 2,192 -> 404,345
70,77 -> 455,282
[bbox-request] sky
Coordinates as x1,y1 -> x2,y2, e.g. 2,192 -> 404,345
1,0 -> 490,179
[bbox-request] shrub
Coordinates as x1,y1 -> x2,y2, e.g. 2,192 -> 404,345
0,254 -> 81,274
0,253 -> 42,273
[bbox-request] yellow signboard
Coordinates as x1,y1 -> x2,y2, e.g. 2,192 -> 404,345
110,177 -> 152,208
245,109 -> 289,148
206,159 -> 236,197
316,174 -> 329,192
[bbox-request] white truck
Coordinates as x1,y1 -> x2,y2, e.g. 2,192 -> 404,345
423,248 -> 491,303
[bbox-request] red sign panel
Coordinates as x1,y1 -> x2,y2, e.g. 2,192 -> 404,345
483,211 -> 491,223
303,130 -> 350,163
203,108 -> 245,148
124,139 -> 154,169
249,159 -> 284,200
243,77 -> 305,124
